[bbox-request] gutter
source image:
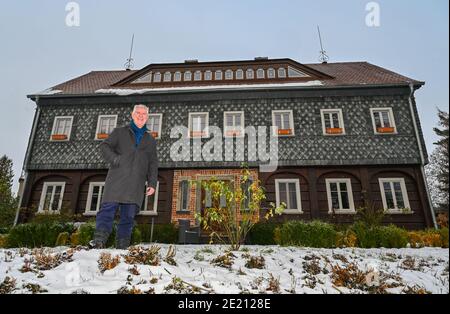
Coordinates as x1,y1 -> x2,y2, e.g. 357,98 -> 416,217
407,83 -> 438,229
14,97 -> 41,226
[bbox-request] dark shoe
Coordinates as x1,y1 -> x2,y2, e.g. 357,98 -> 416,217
116,237 -> 131,250
88,229 -> 110,249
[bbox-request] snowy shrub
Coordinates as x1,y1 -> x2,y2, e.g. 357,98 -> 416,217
123,245 -> 161,266
274,220 -> 338,248
98,252 -> 121,273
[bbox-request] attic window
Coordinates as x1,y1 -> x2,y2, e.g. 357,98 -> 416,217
184,71 -> 192,81
133,72 -> 152,83
163,72 -> 172,82
267,68 -> 276,78
288,66 -> 309,78
204,71 -> 212,80
174,71 -> 182,82
215,70 -> 223,80
153,72 -> 162,82
246,69 -> 254,79
236,69 -> 244,79
256,68 -> 265,79
194,71 -> 202,81
278,68 -> 286,78
225,70 -> 233,80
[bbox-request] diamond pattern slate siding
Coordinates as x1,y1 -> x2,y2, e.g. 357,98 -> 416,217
27,93 -> 423,170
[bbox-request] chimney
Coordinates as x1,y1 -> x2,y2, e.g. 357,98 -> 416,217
254,57 -> 269,61
184,59 -> 199,64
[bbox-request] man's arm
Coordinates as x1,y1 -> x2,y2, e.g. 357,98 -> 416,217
147,138 -> 158,189
99,128 -> 121,167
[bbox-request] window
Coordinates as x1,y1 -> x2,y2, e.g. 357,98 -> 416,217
215,70 -> 223,80
278,68 -> 286,78
38,182 -> 65,213
225,69 -> 233,80
236,69 -> 244,80
275,179 -> 302,213
188,112 -> 209,137
85,182 -> 105,215
174,71 -> 182,82
224,111 -> 244,137
140,181 -> 160,215
288,66 -> 309,77
370,108 -> 397,134
241,179 -> 253,211
184,71 -> 192,81
194,71 -> 202,81
256,68 -> 265,79
147,113 -> 163,139
51,116 -> 73,141
246,69 -> 254,79
133,72 -> 152,83
204,70 -> 212,80
379,178 -> 411,213
153,72 -> 162,82
267,68 -> 276,78
272,110 -> 295,136
95,115 -> 117,140
321,109 -> 345,135
163,72 -> 172,82
326,179 -> 355,214
178,180 -> 190,211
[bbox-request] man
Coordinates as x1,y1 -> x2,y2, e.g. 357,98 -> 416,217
90,104 -> 158,249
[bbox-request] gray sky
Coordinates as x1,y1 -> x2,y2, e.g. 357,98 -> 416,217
0,0 -> 448,194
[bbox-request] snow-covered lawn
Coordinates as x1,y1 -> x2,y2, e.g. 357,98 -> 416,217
0,245 -> 448,294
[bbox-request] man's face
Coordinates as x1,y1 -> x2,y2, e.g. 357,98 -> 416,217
132,107 -> 149,128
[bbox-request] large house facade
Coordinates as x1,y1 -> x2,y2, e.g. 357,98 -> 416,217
18,58 -> 436,231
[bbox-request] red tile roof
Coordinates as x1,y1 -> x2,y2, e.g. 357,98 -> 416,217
29,61 -> 423,97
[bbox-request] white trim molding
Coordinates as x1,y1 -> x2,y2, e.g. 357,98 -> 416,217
378,178 -> 412,214
370,107 -> 398,135
223,111 -> 245,138
188,112 -> 209,138
50,116 -> 74,141
38,182 -> 66,213
275,178 -> 303,214
325,178 -> 355,214
84,182 -> 105,216
95,115 -> 118,140
139,181 -> 160,216
320,109 -> 346,136
147,113 -> 163,139
272,110 -> 295,137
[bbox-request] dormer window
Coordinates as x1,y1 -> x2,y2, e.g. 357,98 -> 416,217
256,68 -> 265,79
163,72 -> 172,82
288,66 -> 308,78
174,71 -> 182,82
215,70 -> 223,80
246,69 -> 254,79
153,72 -> 162,82
267,68 -> 276,78
133,72 -> 152,83
184,71 -> 192,81
236,69 -> 244,80
194,71 -> 202,81
278,68 -> 286,78
225,70 -> 233,80
204,71 -> 212,80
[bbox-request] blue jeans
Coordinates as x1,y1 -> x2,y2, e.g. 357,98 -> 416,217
96,202 -> 137,240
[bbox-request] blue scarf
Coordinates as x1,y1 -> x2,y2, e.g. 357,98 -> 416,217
130,120 -> 147,148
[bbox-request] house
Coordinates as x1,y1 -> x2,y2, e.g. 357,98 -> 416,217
18,57 -> 436,233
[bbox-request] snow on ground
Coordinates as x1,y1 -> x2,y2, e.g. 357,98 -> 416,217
0,245 -> 448,294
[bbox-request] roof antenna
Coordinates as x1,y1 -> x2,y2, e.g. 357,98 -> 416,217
317,26 -> 329,64
124,34 -> 135,70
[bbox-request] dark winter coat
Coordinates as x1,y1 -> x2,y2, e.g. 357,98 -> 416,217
99,125 -> 158,207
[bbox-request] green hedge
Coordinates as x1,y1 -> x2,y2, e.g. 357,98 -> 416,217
351,222 -> 409,248
274,220 -> 338,248
136,223 -> 178,243
247,222 -> 280,245
7,222 -> 76,248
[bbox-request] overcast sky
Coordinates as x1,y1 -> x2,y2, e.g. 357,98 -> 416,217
0,0 -> 448,194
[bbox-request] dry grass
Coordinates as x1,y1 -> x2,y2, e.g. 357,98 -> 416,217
164,245 -> 177,266
245,255 -> 265,269
123,245 -> 161,266
210,251 -> 236,269
98,252 -> 121,273
0,276 -> 17,294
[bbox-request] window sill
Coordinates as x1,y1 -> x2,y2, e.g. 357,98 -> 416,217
328,210 -> 357,215
384,210 -> 414,215
138,212 -> 158,216
37,210 -> 61,215
282,210 -> 304,215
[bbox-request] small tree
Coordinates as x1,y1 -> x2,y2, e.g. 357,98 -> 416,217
195,166 -> 284,250
0,155 -> 17,228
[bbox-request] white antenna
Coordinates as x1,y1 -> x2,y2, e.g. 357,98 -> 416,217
317,26 -> 329,63
124,34 -> 135,70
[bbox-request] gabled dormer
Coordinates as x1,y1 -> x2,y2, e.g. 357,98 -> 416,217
112,58 -> 334,88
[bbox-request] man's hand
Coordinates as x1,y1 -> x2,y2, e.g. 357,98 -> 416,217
146,187 -> 155,196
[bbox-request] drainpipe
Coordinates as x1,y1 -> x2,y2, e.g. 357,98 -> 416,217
407,83 -> 438,229
14,97 -> 41,226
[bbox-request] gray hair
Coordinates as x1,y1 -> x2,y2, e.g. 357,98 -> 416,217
132,104 -> 149,114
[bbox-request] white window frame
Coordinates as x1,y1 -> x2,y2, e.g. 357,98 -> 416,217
267,68 -> 276,78
153,72 -> 162,82
204,70 -> 212,80
225,69 -> 233,80
236,69 -> 244,80
246,69 -> 254,79
194,70 -> 202,81
95,115 -> 118,140
272,110 -> 295,136
163,71 -> 172,82
275,179 -> 303,214
84,182 -> 105,216
38,182 -> 66,213
320,109 -> 346,135
256,68 -> 265,79
223,111 -> 245,138
184,71 -> 192,81
178,179 -> 190,212
326,178 -> 355,214
278,67 -> 287,78
50,116 -> 74,141
379,178 -> 412,214
139,181 -> 160,216
215,70 -> 223,80
370,108 -> 397,135
188,112 -> 209,138
147,113 -> 163,139
174,71 -> 182,81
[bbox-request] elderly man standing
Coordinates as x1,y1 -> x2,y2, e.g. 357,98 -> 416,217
90,104 -> 158,249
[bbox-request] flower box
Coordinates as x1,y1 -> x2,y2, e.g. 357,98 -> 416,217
96,133 -> 109,140
377,127 -> 395,134
326,127 -> 343,135
277,129 -> 292,136
51,134 -> 68,141
150,131 -> 159,138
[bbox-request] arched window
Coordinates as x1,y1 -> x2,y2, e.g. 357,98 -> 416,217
174,71 -> 182,81
194,71 -> 202,81
184,71 -> 192,81
153,72 -> 161,82
204,70 -> 212,80
215,70 -> 223,80
267,68 -> 276,78
163,72 -> 172,82
278,67 -> 286,78
246,69 -> 254,79
225,69 -> 233,80
256,68 -> 265,79
236,69 -> 244,79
